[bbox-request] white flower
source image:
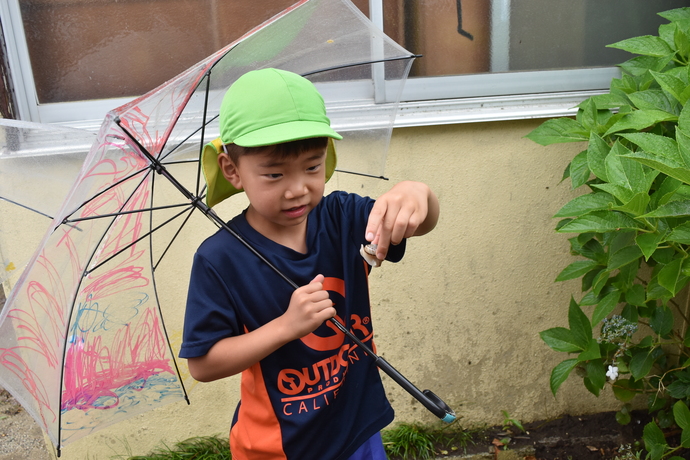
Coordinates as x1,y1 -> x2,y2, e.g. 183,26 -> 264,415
606,365 -> 619,382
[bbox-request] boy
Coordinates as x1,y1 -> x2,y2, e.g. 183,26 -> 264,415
180,68 -> 439,460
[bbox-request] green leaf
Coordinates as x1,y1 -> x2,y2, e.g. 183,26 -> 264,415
608,245 -> 643,272
679,96 -> 690,132
592,290 -> 621,326
586,360 -> 606,392
606,142 -> 645,187
641,199 -> 690,217
649,394 -> 668,413
555,260 -> 600,282
587,133 -> 610,181
554,193 -> 613,217
610,231 -> 637,254
682,429 -> 690,449
579,290 -> 599,306
675,27 -> 690,65
582,268 -> 604,292
623,150 -> 690,185
608,35 -> 674,57
659,7 -> 690,22
643,421 -> 668,460
615,262 -> 638,291
616,410 -> 632,425
620,55 -> 673,77
652,70 -> 690,105
620,305 -> 638,326
651,176 -> 683,208
557,211 -> 644,233
674,400 -> 690,431
668,221 -> 690,244
658,257 -> 687,296
589,92 -> 629,109
577,98 -> 598,132
577,338 -> 601,362
650,304 -> 674,337
611,192 -> 650,217
669,379 -> 690,399
540,327 -> 583,353
592,269 -> 612,296
568,298 -> 592,349
636,233 -> 664,261
591,183 -> 634,203
647,276 -> 674,301
676,103 -> 690,165
628,89 -> 676,112
619,132 -> 682,163
625,283 -> 646,307
630,348 -> 658,380
579,238 -> 607,264
525,118 -> 589,145
549,358 -> 578,395
605,109 -> 678,136
569,150 -> 591,189
612,378 -> 638,402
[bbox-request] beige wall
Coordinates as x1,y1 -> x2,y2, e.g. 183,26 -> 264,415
3,118 -> 628,459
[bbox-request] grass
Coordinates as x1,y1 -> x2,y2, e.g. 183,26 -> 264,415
121,422 -> 482,460
382,421 -> 481,460
124,435 -> 231,460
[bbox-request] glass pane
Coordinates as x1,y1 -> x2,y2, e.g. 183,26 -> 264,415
19,0 -> 370,103
384,0 -> 690,78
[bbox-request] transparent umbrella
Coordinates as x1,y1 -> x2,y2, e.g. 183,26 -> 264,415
0,0 -> 453,455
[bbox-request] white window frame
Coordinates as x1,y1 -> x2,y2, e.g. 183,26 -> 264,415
1,0 -> 616,131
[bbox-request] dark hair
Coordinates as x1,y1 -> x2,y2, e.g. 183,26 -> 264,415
223,137 -> 328,164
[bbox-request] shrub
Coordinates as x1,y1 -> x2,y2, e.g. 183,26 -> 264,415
527,7 -> 690,460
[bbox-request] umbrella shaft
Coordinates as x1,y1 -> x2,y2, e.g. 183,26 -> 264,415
112,117 -> 454,422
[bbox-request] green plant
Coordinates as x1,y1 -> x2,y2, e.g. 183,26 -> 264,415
614,443 -> 643,460
527,6 -> 690,460
124,435 -> 231,460
382,422 -> 437,460
501,410 -> 525,434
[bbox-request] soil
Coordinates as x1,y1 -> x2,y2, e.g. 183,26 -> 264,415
0,391 -> 678,460
441,410 -> 655,460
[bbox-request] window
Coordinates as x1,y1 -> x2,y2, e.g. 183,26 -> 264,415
1,0 -> 686,127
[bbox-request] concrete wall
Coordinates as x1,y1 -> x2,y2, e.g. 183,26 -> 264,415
2,118 -> 628,458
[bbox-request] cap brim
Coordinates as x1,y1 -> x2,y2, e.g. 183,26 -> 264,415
233,120 -> 342,147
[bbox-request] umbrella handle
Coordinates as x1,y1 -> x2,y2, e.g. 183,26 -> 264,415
374,356 -> 456,423
327,317 -> 456,423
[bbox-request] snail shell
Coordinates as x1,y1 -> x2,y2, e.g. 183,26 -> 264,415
360,244 -> 383,267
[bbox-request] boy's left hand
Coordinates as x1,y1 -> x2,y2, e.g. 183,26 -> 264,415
365,181 -> 439,260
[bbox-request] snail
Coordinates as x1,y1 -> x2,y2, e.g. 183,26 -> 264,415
360,243 -> 383,267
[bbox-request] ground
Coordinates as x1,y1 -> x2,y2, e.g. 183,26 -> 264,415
0,385 -> 682,460
441,411 -> 653,459
0,388 -> 53,460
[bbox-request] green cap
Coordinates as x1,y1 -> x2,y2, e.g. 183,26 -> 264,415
202,68 -> 342,207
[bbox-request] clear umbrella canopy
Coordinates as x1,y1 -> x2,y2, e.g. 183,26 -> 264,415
0,0 -> 414,453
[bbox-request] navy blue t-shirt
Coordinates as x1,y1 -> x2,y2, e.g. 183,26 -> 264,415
181,191 -> 405,460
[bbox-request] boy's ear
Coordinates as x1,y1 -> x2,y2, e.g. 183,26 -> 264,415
218,153 -> 243,190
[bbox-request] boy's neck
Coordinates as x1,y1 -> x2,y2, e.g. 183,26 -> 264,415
245,208 -> 309,254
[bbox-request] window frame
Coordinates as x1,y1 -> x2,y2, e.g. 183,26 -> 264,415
1,0 -> 618,130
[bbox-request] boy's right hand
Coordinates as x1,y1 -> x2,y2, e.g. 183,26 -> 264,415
282,274 -> 336,340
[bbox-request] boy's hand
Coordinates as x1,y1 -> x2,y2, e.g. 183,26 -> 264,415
282,274 -> 336,340
365,181 -> 439,260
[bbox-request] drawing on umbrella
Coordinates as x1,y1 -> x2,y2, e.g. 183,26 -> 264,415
0,0 -> 453,455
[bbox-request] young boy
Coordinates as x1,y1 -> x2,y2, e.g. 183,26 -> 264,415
180,68 -> 439,460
